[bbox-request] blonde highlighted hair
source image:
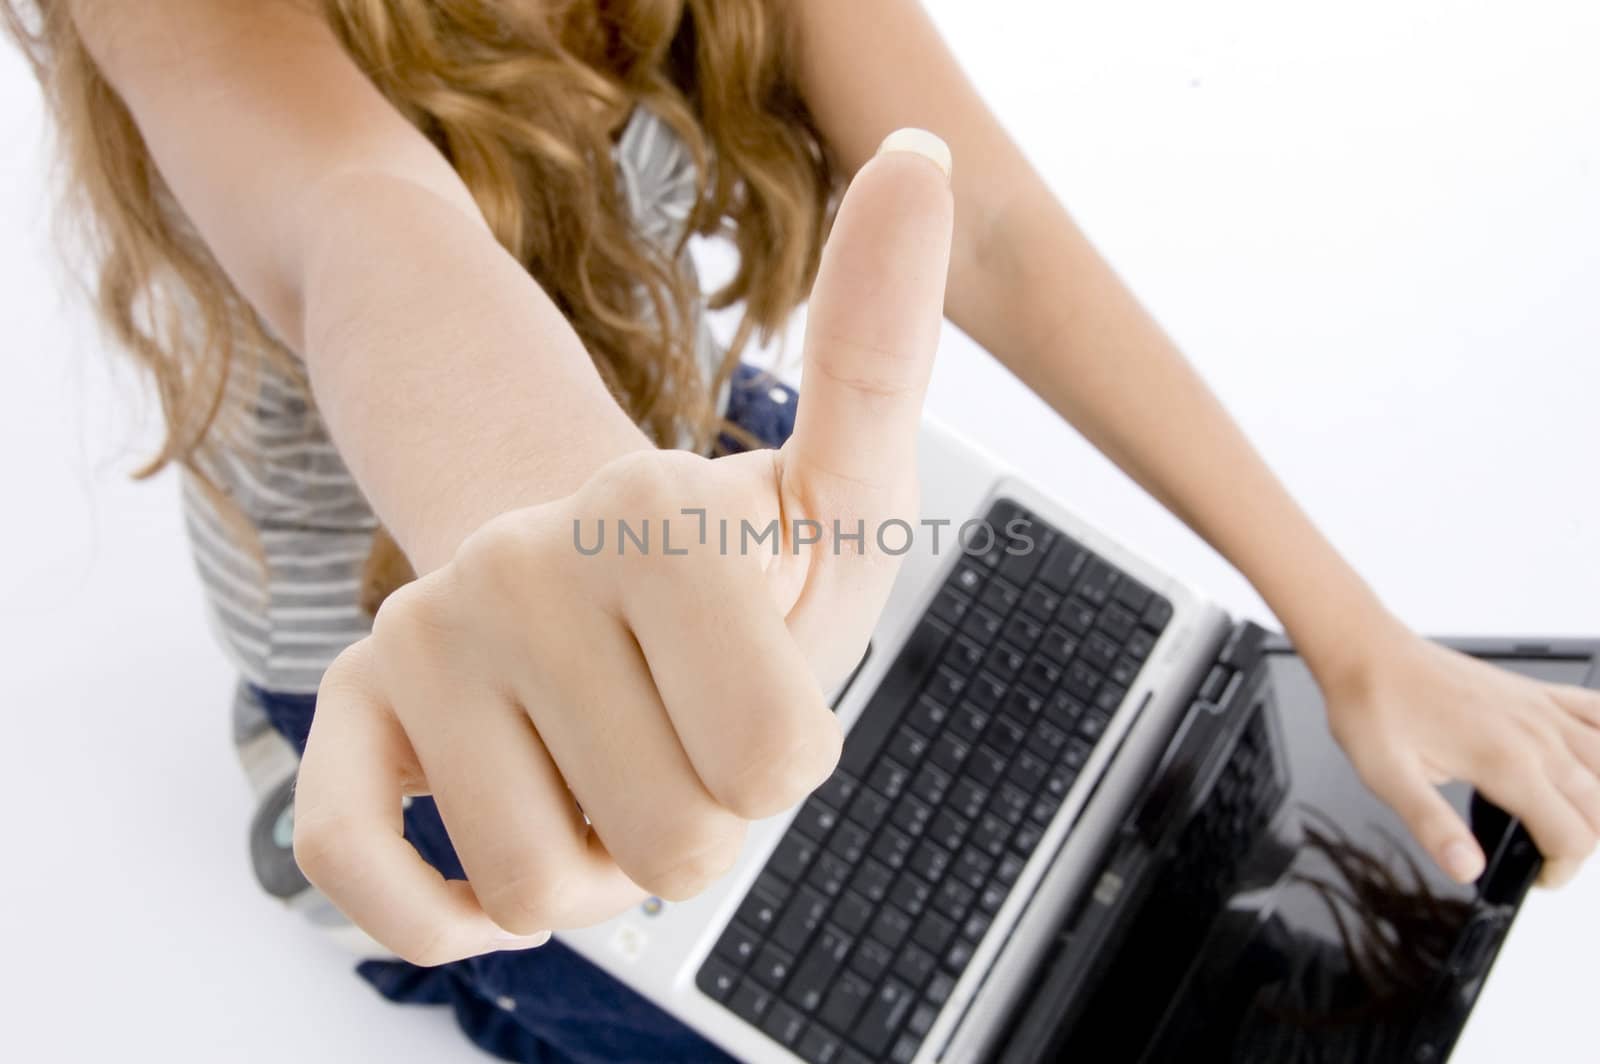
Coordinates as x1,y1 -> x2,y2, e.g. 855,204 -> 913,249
5,0 -> 838,463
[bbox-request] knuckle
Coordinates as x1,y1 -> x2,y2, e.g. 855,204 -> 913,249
625,818 -> 744,901
290,813 -> 346,888
476,866 -> 564,937
394,924 -> 457,969
454,516 -> 536,599
713,717 -> 844,819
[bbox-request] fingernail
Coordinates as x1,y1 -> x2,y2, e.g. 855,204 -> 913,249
1443,840 -> 1485,882
492,930 -> 551,950
876,128 -> 953,182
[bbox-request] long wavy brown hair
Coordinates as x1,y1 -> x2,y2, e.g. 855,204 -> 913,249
5,0 -> 837,600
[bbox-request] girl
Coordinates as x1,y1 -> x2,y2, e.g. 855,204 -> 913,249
7,1 -> 1598,1060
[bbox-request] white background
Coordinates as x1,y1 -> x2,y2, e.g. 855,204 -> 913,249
1,0 -> 1596,1060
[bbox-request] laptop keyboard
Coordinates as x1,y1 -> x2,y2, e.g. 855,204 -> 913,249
695,498 -> 1173,1064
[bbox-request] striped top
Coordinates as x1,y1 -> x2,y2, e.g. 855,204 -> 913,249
184,107 -> 719,694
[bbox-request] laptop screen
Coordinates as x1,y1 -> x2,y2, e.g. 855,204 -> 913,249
1039,645 -> 1592,1064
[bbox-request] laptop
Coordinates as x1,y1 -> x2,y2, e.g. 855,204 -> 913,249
556,418 -> 1585,1063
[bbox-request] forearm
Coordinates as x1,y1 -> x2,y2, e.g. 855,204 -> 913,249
300,175 -> 650,573
952,178 -> 1396,682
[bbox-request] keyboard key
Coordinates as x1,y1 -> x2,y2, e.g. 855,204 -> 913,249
933,878 -> 976,921
1114,577 -> 1152,613
979,578 -> 1020,617
890,1034 -> 921,1064
893,943 -> 937,988
983,643 -> 1025,682
958,607 -> 1003,645
736,885 -> 785,935
697,956 -> 740,1001
1020,654 -> 1061,694
770,835 -> 818,883
913,910 -> 956,956
949,702 -> 991,744
852,979 -> 915,1058
1076,710 -> 1109,742
1093,683 -> 1127,714
715,922 -> 762,967
786,925 -> 854,1012
948,560 -> 985,597
1127,628 -> 1156,661
820,971 -> 873,1033
926,666 -> 967,707
1037,536 -> 1088,593
983,715 -> 1026,758
1109,655 -> 1140,687
1003,687 -> 1044,720
1020,583 -> 1062,621
1073,558 -> 1118,605
929,587 -> 969,628
806,852 -> 852,897
763,1000 -> 807,1046
906,696 -> 950,738
850,860 -> 893,904
794,797 -> 840,841
944,937 -> 976,973
908,840 -> 952,884
996,853 -> 1025,885
944,636 -> 985,676
1080,633 -> 1118,673
966,673 -> 1006,711
775,887 -> 830,955
929,733 -> 970,777
1063,661 -> 1100,702
1142,594 -> 1173,631
948,777 -> 988,820
851,937 -> 894,982
816,772 -> 859,813
1012,821 -> 1044,856
1038,626 -> 1080,666
998,533 -> 1047,588
953,847 -> 993,892
838,619 -> 951,777
730,981 -> 773,1024
846,787 -> 891,829
927,971 -> 956,1006
868,759 -> 910,800
971,812 -> 1011,858
797,1025 -> 845,1064
870,904 -> 915,947
1011,752 -> 1048,794
990,784 -> 1030,826
967,745 -> 1008,788
889,875 -> 932,918
928,809 -> 968,852
1002,612 -> 1042,651
977,881 -> 1007,913
1027,718 -> 1068,760
1058,598 -> 1097,636
885,731 -> 929,774
962,910 -> 992,944
908,763 -> 952,807
871,827 -> 914,872
890,793 -> 933,839
1096,603 -> 1138,643
833,890 -> 873,936
1043,691 -> 1086,732
909,1003 -> 939,1038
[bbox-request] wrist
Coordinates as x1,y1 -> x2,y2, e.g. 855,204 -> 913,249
1286,591 -> 1409,700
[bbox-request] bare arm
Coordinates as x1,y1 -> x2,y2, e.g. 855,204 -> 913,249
790,0 -> 1384,685
77,0 -> 647,572
791,0 -> 1600,887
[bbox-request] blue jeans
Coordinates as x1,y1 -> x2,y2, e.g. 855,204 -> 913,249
257,366 -> 795,1063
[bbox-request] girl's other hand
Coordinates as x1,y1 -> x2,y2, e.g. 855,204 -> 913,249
1324,620 -> 1600,889
291,133 -> 955,965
